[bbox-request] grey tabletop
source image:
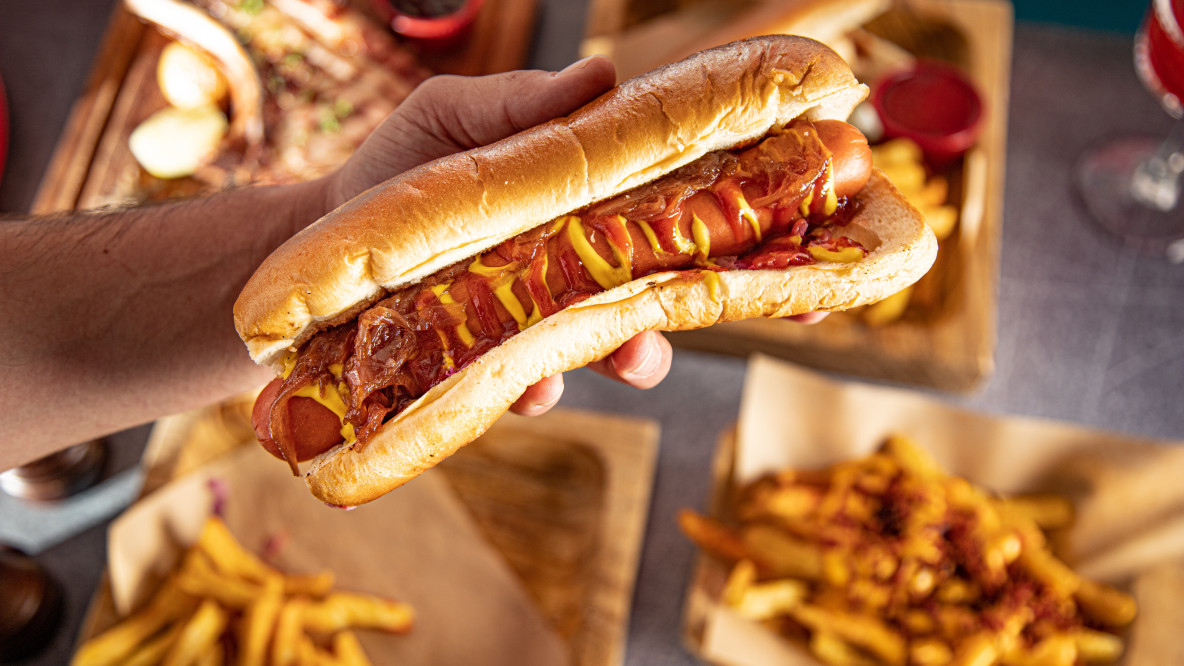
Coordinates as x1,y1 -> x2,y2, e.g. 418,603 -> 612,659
2,1 -> 1182,665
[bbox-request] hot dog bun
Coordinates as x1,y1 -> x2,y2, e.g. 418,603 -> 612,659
234,35 -> 937,506
236,35 -> 869,368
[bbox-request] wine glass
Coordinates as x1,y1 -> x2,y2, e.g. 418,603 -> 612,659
1076,0 -> 1184,262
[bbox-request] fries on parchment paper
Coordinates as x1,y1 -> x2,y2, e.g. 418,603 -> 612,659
73,516 -> 413,666
681,435 -> 1137,666
860,138 -> 960,327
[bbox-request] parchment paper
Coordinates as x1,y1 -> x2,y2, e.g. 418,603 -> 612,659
694,354 -> 1184,666
108,444 -> 570,666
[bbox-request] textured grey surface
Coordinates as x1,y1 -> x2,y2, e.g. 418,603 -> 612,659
1,2 -> 1183,665
959,25 -> 1184,440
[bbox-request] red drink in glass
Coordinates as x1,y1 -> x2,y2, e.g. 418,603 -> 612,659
1136,0 -> 1184,116
1075,0 -> 1184,260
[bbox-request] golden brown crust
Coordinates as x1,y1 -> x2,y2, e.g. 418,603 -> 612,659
233,35 -> 868,367
234,36 -> 938,506
305,171 -> 936,507
608,0 -> 891,81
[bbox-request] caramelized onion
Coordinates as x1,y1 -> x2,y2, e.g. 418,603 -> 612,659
589,152 -> 738,222
265,121 -> 867,463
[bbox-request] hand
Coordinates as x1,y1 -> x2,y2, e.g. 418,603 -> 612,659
324,56 -> 617,211
509,314 -> 825,416
787,312 -> 828,324
323,59 -> 825,417
324,57 -> 678,414
511,330 -> 674,416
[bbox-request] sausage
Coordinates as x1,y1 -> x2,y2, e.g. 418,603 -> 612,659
254,120 -> 872,463
254,378 -> 344,462
512,120 -> 871,311
586,119 -> 871,278
813,119 -> 873,198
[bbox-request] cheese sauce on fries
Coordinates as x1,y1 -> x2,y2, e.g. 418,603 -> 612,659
680,435 -> 1137,666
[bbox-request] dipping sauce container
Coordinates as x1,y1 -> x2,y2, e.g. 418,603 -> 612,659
871,60 -> 984,169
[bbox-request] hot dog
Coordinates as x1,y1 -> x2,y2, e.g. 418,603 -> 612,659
250,118 -> 873,466
234,36 -> 937,506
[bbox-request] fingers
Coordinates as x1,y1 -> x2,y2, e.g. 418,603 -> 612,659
510,373 -> 564,416
427,55 -> 617,149
786,312 -> 829,324
510,330 -> 671,417
587,330 -> 672,389
508,314 -> 815,417
328,56 -> 616,210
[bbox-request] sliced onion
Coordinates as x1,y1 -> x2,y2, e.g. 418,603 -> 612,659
125,0 -> 264,149
129,105 -> 227,179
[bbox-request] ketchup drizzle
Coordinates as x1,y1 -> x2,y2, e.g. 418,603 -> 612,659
269,120 -> 868,458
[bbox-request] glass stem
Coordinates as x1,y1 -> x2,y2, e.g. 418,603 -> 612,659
1132,116 -> 1184,210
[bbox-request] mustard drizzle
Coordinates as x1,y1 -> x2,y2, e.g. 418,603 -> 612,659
635,218 -> 667,256
292,375 -> 357,443
690,214 -> 711,260
430,283 -> 476,346
563,215 -> 634,289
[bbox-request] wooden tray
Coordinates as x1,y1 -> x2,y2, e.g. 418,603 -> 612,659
32,0 -> 537,215
680,356 -> 1184,665
79,399 -> 658,666
581,0 -> 1011,392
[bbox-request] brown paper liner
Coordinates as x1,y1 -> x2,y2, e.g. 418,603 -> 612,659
107,444 -> 569,666
687,355 -> 1184,666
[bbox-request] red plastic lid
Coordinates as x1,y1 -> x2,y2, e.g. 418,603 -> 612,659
371,0 -> 485,42
871,60 -> 984,168
0,68 -> 8,189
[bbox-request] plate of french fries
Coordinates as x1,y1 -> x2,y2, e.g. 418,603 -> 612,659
74,443 -> 569,666
74,515 -> 413,665
680,355 -> 1184,666
857,137 -> 962,328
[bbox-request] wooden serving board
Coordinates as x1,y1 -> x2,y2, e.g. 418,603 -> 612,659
79,398 -> 659,666
581,0 -> 1011,392
680,356 -> 1184,665
32,0 -> 537,215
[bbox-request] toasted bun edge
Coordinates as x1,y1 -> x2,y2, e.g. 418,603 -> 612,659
234,35 -> 867,369
304,170 -> 937,506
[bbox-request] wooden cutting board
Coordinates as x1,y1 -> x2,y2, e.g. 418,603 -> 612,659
581,0 -> 1011,393
32,0 -> 537,214
681,355 -> 1184,665
80,398 -> 659,666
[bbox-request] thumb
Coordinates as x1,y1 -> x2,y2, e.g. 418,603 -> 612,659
420,55 -> 618,148
328,56 -> 617,209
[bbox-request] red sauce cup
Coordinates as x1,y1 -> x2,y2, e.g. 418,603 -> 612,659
0,68 -> 8,188
871,60 -> 984,169
371,0 -> 485,46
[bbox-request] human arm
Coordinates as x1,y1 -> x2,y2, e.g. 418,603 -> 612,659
1,181 -> 322,469
0,57 -> 671,469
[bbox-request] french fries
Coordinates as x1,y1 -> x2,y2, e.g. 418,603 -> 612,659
162,598 -> 228,666
332,631 -> 374,666
861,138 -> 960,327
238,576 -> 284,665
681,435 -> 1137,666
872,138 -> 959,241
72,577 -> 196,666
301,592 -> 415,635
72,516 -> 413,666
